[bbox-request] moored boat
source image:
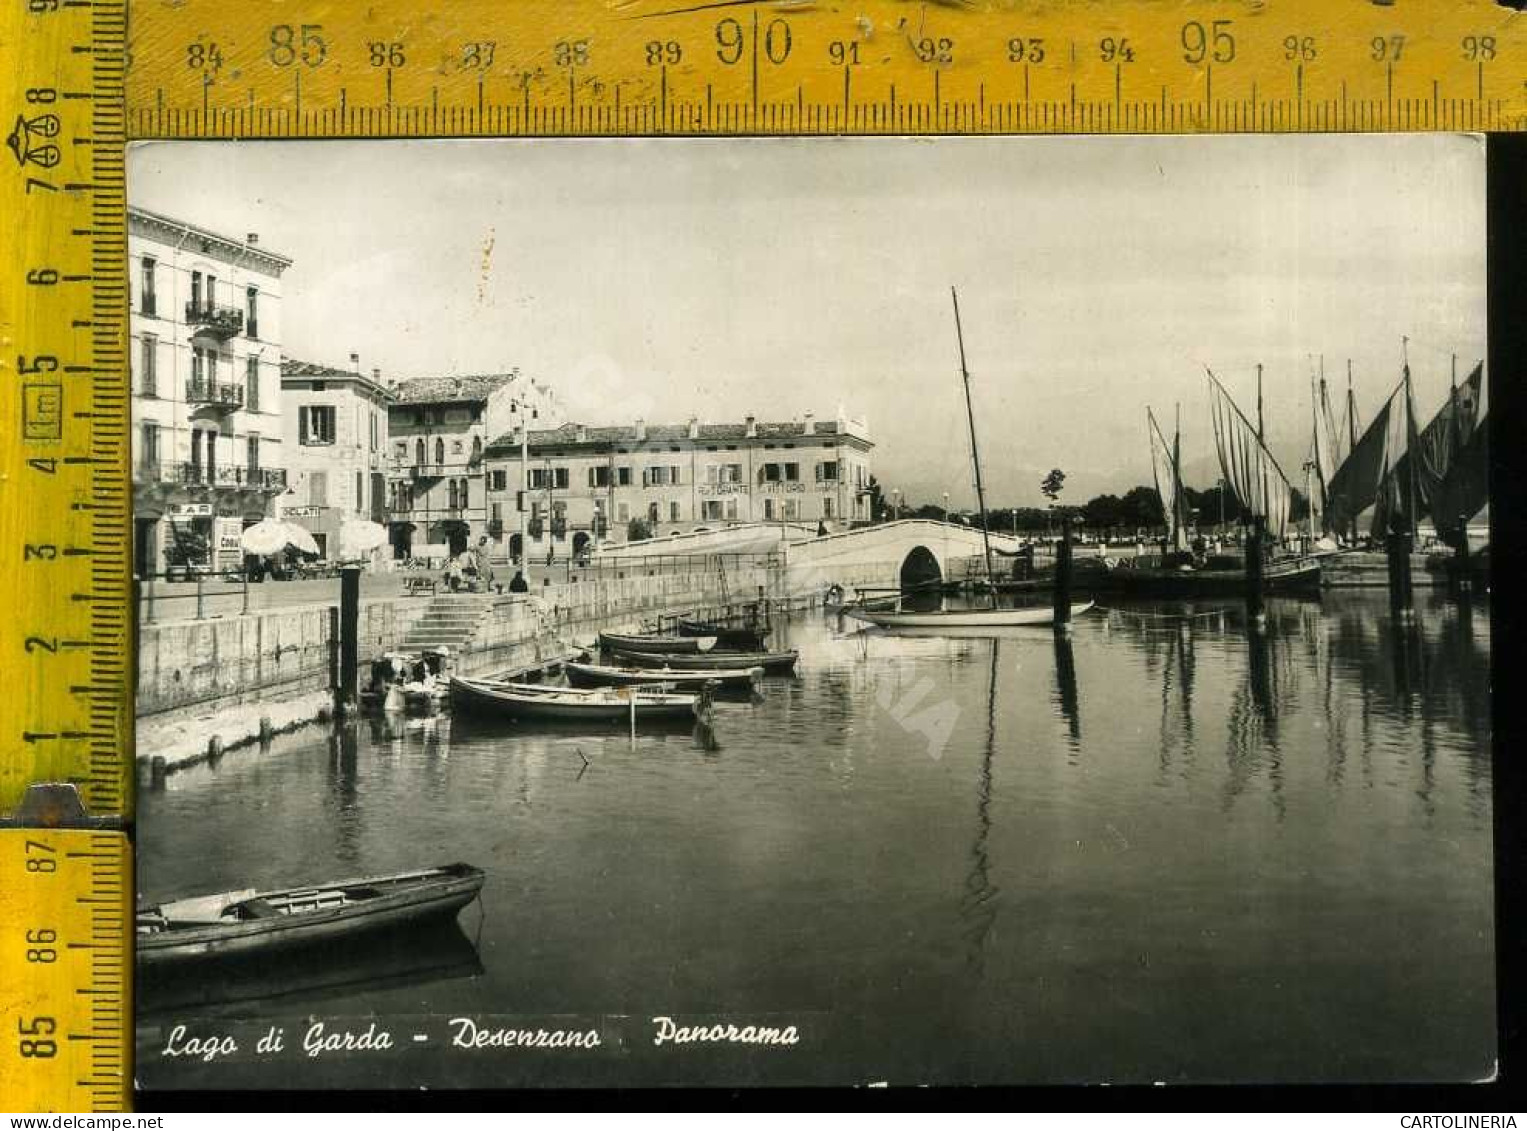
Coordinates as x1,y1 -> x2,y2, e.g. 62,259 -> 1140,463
135,863 -> 485,967
1101,555 -> 1323,597
598,631 -> 717,654
608,647 -> 799,673
674,620 -> 768,651
847,601 -> 1095,629
450,675 -> 705,721
565,659 -> 762,692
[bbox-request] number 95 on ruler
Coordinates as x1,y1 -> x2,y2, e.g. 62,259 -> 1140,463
0,832 -> 131,1112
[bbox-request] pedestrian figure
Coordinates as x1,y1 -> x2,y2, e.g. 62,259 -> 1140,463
509,569 -> 529,593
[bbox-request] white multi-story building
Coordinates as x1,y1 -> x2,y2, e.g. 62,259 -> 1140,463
280,356 -> 393,558
128,207 -> 292,577
384,372 -> 555,560
482,413 -> 874,559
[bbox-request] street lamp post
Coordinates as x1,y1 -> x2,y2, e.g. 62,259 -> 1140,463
508,395 -> 538,568
942,491 -> 950,523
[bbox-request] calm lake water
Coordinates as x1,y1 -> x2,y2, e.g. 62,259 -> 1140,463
136,592 -> 1495,1089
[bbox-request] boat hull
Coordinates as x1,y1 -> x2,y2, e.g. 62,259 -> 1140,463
848,601 -> 1095,628
450,676 -> 701,721
1102,558 -> 1322,597
565,660 -> 761,691
598,631 -> 718,653
675,621 -> 768,650
609,647 -> 799,673
136,863 -> 484,967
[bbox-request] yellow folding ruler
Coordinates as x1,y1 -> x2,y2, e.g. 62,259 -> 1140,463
1,0 -> 1522,1110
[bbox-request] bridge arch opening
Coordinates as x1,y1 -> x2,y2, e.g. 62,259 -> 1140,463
900,545 -> 942,590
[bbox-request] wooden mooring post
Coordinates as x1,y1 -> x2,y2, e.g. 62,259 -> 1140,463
1245,517 -> 1267,632
1051,515 -> 1074,633
1452,513 -> 1473,596
1386,528 -> 1415,623
337,565 -> 361,714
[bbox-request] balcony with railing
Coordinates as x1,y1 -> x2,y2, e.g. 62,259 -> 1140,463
185,378 -> 245,411
184,302 -> 245,338
141,461 -> 288,493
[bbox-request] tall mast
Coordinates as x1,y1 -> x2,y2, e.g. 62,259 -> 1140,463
1256,362 -> 1265,442
951,287 -> 996,601
1346,360 -> 1358,451
1172,402 -> 1183,548
1403,336 -> 1418,533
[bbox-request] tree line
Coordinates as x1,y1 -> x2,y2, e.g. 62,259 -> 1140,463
866,471 -> 1310,535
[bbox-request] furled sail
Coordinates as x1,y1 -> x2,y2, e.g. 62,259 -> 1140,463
1324,394 -> 1392,537
1147,408 -> 1187,550
1207,371 -> 1293,540
1310,379 -> 1335,533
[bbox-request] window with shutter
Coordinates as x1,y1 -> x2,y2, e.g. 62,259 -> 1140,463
298,406 -> 310,444
309,470 -> 327,506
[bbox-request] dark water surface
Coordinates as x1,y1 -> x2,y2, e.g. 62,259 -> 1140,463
136,592 -> 1495,1089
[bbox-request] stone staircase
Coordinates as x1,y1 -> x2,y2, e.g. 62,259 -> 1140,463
397,593 -> 497,652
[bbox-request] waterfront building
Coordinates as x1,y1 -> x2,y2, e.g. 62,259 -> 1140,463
385,372 -> 550,559
482,413 -> 874,558
279,356 -> 393,557
128,207 -> 293,577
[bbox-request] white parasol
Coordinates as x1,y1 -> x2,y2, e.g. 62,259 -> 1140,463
239,518 -> 296,557
285,523 -> 321,556
337,518 -> 388,560
239,518 -> 321,558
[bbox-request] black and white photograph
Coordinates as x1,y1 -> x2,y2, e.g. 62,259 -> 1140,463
127,133 -> 1493,1090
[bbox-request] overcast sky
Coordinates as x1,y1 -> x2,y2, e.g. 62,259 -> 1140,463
129,134 -> 1485,507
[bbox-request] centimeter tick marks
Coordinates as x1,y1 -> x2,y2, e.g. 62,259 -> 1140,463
4,0 -> 131,818
122,0 -> 1525,138
0,831 -> 131,1111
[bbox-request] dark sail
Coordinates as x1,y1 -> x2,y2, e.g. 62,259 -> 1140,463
1430,365 -> 1488,544
1325,396 -> 1392,535
1374,362 -> 1483,536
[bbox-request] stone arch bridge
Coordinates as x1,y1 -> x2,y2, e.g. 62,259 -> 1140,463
781,519 -> 1024,595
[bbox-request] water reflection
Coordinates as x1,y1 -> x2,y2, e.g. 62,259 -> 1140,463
959,642 -> 1000,973
137,592 -> 1495,1087
1051,633 -> 1081,753
139,919 -> 485,1019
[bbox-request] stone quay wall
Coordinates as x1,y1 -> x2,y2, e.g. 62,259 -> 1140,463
135,561 -> 820,770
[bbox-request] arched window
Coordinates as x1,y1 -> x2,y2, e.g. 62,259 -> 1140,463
434,437 -> 445,465
471,435 -> 483,462
414,438 -> 425,466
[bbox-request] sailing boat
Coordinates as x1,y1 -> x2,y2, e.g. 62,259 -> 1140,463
1102,375 -> 1322,597
848,289 -> 1093,630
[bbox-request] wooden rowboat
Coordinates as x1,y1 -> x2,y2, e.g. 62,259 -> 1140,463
598,631 -> 717,654
450,675 -> 704,721
609,646 -> 799,673
846,601 -> 1095,629
674,620 -> 768,650
565,659 -> 762,692
135,862 -> 484,967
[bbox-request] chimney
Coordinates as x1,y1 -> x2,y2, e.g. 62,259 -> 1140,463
745,414 -> 757,438
803,411 -> 816,436
246,233 -> 259,246
687,417 -> 699,440
349,352 -> 360,372
575,423 -> 587,443
372,367 -> 381,384
635,418 -> 647,442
